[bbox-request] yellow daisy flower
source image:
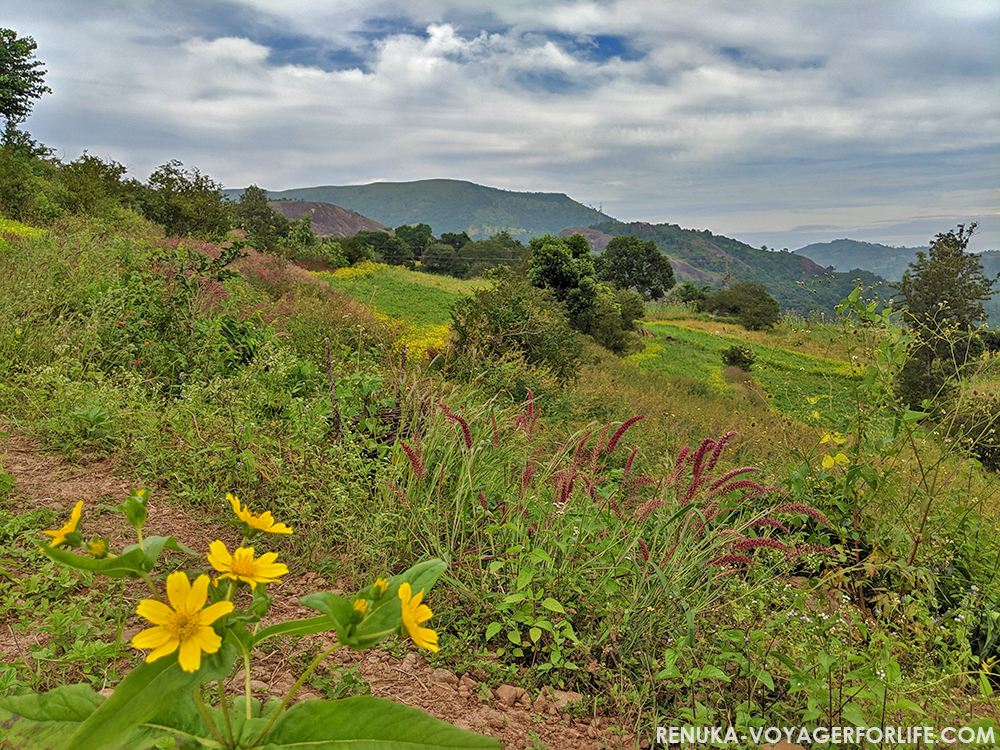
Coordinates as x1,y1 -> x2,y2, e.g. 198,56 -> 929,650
206,540 -> 288,589
43,501 -> 84,548
227,493 -> 293,535
373,577 -> 388,597
398,582 -> 438,652
132,572 -> 234,672
87,538 -> 108,558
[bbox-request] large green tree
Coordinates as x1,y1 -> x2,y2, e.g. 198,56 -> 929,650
895,223 -> 996,332
0,28 -> 51,135
595,235 -> 675,301
233,185 -> 290,251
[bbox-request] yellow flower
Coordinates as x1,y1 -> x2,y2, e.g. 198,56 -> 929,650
87,538 -> 108,558
373,578 -> 388,597
398,582 -> 438,652
811,410 -> 821,420
207,540 -> 288,589
806,396 -> 820,405
353,598 -> 368,618
820,431 -> 847,445
132,572 -> 234,672
227,493 -> 293,535
822,453 -> 850,470
43,501 -> 84,548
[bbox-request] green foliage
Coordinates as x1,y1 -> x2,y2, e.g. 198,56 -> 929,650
349,230 -> 413,267
394,222 -> 434,254
450,266 -> 582,382
595,235 -> 675,301
232,185 -> 290,252
672,280 -> 710,303
0,28 -> 51,130
698,281 -> 781,331
131,161 -> 231,239
896,224 -> 996,333
721,345 -> 756,371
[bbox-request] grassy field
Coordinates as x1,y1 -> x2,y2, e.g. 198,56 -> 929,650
315,262 -> 483,354
628,321 -> 860,427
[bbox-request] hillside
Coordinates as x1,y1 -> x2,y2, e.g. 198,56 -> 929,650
794,239 -> 927,280
795,239 -> 1000,321
244,179 -> 613,239
269,200 -> 385,237
591,220 -> 886,315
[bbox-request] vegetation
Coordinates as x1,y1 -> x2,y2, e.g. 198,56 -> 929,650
595,234 -> 676,301
3,38 -> 1000,746
697,281 -> 782,331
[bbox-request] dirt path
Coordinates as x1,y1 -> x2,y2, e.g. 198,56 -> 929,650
0,430 -> 645,749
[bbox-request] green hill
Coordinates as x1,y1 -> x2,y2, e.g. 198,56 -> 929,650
230,179 -> 613,239
591,220 -> 887,315
794,239 -> 927,281
794,239 -> 1000,322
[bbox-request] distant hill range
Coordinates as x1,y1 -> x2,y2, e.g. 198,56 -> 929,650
793,239 -> 926,281
590,220 -> 887,315
793,238 -> 1000,322
233,179 -> 613,239
268,200 -> 385,237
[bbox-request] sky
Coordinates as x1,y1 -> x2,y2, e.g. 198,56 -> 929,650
3,0 -> 999,250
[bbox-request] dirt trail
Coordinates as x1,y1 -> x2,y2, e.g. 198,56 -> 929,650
0,430 -> 645,749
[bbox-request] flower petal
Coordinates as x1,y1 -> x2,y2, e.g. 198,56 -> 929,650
146,637 -> 180,663
178,637 -> 202,672
186,575 -> 211,611
136,599 -> 175,626
165,571 -> 192,611
132,625 -> 172,649
207,540 -> 233,573
200,600 -> 234,626
193,626 -> 223,655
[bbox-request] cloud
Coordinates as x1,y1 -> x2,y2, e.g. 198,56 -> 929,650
5,0 -> 999,247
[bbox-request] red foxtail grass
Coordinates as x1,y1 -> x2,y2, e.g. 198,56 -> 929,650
604,415 -> 645,454
623,447 -> 639,481
638,538 -> 650,562
769,503 -> 831,527
383,480 -> 408,508
490,413 -> 499,448
444,409 -> 473,449
400,440 -> 426,480
515,388 -> 539,440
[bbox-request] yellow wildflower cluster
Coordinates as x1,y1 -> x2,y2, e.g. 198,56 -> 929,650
0,216 -> 44,238
329,261 -> 388,280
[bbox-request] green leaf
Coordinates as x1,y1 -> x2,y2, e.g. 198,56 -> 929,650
529,627 -> 542,644
485,622 -> 503,641
41,544 -> 148,578
507,630 -> 521,645
841,701 -> 866,726
260,697 -> 500,748
540,598 -> 565,614
65,644 -> 237,750
515,568 -> 533,591
300,591 -> 353,645
254,615 -> 339,644
697,665 -> 730,682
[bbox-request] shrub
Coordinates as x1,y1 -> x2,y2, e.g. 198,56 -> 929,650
721,344 -> 756,371
697,281 -> 781,331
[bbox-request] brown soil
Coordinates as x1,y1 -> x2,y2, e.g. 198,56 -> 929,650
269,200 -> 387,237
0,429 -> 645,749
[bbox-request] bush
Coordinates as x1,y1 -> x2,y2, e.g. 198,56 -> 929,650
697,281 -> 781,331
450,266 -> 582,382
721,344 -> 756,371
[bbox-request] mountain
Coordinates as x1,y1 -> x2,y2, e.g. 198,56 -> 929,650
242,179 -> 613,239
794,239 -> 1000,322
268,200 -> 385,237
793,239 -> 926,281
591,220 -> 887,315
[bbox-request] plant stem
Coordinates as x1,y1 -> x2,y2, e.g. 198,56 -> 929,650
246,641 -> 342,749
244,650 -> 253,720
193,688 -> 228,748
217,679 -> 234,746
138,571 -> 162,602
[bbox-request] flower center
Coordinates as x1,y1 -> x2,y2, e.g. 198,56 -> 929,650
230,550 -> 258,578
168,610 -> 202,641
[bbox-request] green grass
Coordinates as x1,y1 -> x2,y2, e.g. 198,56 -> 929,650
629,321 -> 860,427
315,263 -> 484,328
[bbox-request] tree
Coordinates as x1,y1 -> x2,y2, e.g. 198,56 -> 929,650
0,29 -> 51,136
132,161 -> 231,238
895,223 -> 996,333
893,224 -> 997,406
232,185 -> 290,251
595,235 -> 676,301
394,223 -> 434,257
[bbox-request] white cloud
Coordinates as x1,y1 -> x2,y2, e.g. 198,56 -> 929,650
4,0 -> 998,247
